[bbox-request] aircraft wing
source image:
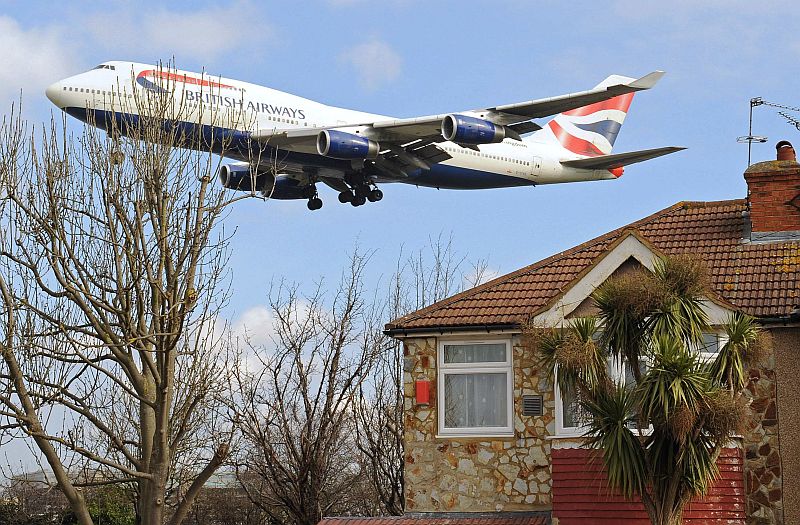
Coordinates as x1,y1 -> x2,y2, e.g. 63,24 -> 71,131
248,71 -> 665,179
250,127 -> 319,146
482,70 -> 664,124
249,128 -> 453,180
251,70 -> 665,146
365,70 -> 664,141
559,146 -> 686,169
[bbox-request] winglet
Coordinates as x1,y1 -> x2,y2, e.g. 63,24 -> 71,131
627,70 -> 665,91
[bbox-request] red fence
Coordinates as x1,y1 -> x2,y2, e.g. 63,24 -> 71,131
551,447 -> 745,525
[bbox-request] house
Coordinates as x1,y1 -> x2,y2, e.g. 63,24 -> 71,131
351,142 -> 799,525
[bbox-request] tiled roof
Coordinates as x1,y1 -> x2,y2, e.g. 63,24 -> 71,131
387,199 -> 800,332
319,513 -> 549,525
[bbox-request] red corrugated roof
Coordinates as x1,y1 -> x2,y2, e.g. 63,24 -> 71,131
387,200 -> 800,331
319,514 -> 549,525
552,448 -> 744,524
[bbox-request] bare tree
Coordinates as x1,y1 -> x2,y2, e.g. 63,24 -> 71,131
0,70 -> 258,525
352,341 -> 404,516
233,251 -> 383,525
352,236 -> 489,516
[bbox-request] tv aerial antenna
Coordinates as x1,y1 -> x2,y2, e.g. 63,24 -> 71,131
779,111 -> 800,131
738,97 -> 800,165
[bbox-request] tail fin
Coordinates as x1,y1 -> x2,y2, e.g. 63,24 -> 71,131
527,75 -> 637,157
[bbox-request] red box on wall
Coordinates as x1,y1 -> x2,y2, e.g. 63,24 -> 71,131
415,380 -> 430,405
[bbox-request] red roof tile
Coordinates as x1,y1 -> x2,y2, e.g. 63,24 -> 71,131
387,200 -> 800,331
319,514 -> 549,525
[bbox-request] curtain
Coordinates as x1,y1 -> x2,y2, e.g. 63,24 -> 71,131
444,372 -> 507,428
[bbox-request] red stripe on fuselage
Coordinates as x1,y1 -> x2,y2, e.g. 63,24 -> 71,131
137,70 -> 236,90
562,93 -> 634,117
548,120 -> 605,157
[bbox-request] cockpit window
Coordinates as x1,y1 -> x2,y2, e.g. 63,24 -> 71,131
92,64 -> 116,71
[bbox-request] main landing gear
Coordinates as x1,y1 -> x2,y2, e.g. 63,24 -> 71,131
302,185 -> 323,211
337,184 -> 383,207
300,179 -> 383,211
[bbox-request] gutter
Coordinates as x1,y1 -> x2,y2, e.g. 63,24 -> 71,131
756,313 -> 800,326
384,323 -> 519,337
756,310 -> 800,326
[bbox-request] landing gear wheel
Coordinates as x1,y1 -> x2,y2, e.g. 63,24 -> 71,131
307,197 -> 323,210
338,191 -> 353,204
350,195 -> 367,207
367,189 -> 383,202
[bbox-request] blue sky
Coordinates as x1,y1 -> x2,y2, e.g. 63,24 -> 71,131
2,0 -> 800,334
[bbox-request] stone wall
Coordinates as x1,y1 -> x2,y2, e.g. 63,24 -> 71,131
772,327 -> 800,525
743,342 -> 783,524
403,336 -> 556,513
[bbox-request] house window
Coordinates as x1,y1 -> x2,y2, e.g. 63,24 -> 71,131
698,331 -> 726,360
556,356 -> 637,435
556,330 -> 727,435
437,339 -> 513,436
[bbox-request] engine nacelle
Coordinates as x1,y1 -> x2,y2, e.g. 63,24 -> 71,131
218,162 -> 272,192
317,130 -> 379,160
441,114 -> 506,145
266,176 -> 308,200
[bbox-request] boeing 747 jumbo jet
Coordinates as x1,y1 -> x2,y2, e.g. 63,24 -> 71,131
45,62 -> 683,210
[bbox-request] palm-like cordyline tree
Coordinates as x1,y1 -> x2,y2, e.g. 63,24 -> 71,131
528,255 -> 770,525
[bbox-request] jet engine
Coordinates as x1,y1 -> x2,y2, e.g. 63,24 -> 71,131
265,176 -> 309,200
317,130 -> 380,160
219,163 -> 315,200
218,162 -> 272,192
441,114 -> 507,144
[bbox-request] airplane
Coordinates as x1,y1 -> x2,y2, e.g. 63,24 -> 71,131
45,62 -> 684,211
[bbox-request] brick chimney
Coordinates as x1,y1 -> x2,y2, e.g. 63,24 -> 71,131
744,140 -> 800,236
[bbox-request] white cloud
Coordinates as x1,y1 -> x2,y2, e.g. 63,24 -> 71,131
84,2 -> 273,65
339,39 -> 403,91
0,16 -> 78,111
463,263 -> 499,289
231,304 -> 276,349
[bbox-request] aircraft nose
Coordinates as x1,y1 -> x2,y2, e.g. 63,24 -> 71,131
45,81 -> 63,107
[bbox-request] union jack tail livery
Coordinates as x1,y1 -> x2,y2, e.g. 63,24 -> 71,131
529,75 -> 637,158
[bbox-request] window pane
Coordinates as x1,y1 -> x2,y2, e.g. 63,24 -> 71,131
701,333 -> 719,354
561,385 -> 589,428
443,343 -> 506,364
444,372 -> 507,428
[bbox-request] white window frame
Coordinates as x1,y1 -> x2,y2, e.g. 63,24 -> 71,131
554,369 -> 586,437
437,338 -> 514,437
